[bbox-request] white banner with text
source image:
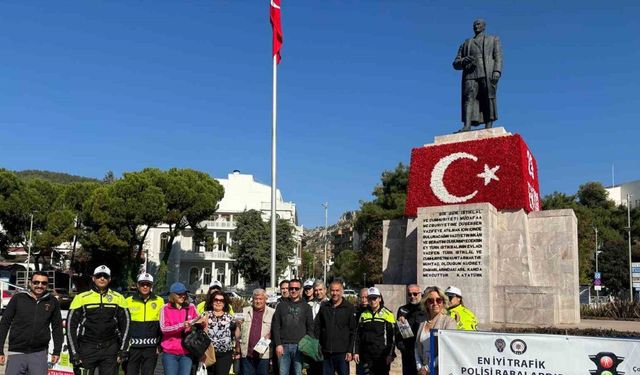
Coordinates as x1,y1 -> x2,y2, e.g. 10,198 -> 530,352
438,330 -> 640,375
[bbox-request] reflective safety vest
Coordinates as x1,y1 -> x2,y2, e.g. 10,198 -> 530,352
448,304 -> 478,331
355,306 -> 396,359
126,293 -> 164,347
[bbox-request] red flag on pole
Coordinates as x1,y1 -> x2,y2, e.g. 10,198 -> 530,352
270,0 -> 283,64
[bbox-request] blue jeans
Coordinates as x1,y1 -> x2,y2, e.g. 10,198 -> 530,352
162,353 -> 193,375
278,343 -> 302,375
322,353 -> 349,375
241,357 -> 270,375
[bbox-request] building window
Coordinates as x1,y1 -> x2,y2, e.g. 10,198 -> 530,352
205,235 -> 215,252
216,264 -> 225,285
230,269 -> 239,286
189,267 -> 200,285
160,232 -> 169,253
203,268 -> 212,285
217,235 -> 228,252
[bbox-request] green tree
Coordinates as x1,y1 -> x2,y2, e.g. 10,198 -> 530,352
229,210 -> 296,288
577,182 -> 614,209
150,168 -> 224,289
330,250 -> 362,287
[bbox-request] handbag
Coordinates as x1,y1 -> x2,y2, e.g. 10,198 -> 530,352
181,308 -> 212,359
203,344 -> 216,366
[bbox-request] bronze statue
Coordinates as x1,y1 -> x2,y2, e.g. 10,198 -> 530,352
453,19 -> 503,132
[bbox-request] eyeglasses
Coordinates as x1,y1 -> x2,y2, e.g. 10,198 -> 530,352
94,273 -> 111,280
408,292 -> 421,297
426,298 -> 444,306
288,287 -> 300,291
138,283 -> 152,288
213,298 -> 225,303
32,281 -> 48,286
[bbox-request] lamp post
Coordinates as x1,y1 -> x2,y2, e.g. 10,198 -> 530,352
593,226 -> 603,298
27,213 -> 34,274
322,202 -> 328,283
627,194 -> 633,301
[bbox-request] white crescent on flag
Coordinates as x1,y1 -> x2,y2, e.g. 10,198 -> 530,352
429,152 -> 501,204
271,0 -> 280,9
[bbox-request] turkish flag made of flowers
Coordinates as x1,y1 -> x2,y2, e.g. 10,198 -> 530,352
405,134 -> 541,217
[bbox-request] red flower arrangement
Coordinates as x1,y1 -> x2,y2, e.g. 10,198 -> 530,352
405,134 -> 540,217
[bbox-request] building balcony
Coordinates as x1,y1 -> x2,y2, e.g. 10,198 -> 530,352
201,220 -> 237,230
180,250 -> 234,261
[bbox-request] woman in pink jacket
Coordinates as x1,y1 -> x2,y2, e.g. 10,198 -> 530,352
160,282 -> 199,375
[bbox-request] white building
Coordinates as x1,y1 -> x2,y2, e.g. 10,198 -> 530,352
145,171 -> 303,293
605,180 -> 640,208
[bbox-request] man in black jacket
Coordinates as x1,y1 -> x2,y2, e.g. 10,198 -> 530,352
314,280 -> 356,375
272,278 -> 313,375
396,284 -> 426,375
0,271 -> 63,375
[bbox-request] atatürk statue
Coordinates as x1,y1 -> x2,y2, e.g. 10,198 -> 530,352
453,19 -> 503,132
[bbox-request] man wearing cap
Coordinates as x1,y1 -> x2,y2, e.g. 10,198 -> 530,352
67,265 -> 131,375
0,271 -> 63,375
396,284 -> 426,375
126,273 -> 164,375
445,286 -> 478,331
353,287 -> 396,375
271,279 -> 314,375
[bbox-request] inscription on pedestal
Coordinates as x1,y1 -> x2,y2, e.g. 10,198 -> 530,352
422,209 -> 484,278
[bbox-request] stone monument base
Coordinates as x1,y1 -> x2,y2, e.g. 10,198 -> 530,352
382,203 -> 580,326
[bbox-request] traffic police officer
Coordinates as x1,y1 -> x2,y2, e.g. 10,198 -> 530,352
126,273 -> 164,375
445,286 -> 478,331
67,265 -> 131,375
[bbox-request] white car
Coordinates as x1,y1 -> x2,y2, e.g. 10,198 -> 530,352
343,289 -> 357,297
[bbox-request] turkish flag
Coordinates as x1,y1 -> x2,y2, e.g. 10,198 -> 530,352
405,134 -> 540,217
270,0 -> 283,64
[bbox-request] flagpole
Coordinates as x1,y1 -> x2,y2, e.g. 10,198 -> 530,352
270,53 -> 278,291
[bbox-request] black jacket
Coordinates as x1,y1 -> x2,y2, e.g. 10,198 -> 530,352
396,303 -> 426,352
314,299 -> 356,354
0,291 -> 63,355
271,298 -> 314,346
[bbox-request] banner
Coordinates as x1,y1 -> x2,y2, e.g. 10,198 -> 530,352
438,330 -> 640,375
48,311 -> 73,375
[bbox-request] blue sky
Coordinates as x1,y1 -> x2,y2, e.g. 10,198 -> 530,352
0,1 -> 638,228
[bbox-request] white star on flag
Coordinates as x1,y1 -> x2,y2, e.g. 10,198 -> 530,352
477,164 -> 500,186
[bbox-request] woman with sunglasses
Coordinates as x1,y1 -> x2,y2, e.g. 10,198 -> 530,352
204,290 -> 236,375
414,286 -> 457,375
160,282 -> 200,375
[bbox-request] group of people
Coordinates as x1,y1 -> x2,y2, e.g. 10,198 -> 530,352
0,268 -> 477,375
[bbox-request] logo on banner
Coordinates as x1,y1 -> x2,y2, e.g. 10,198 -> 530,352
494,339 -> 506,353
510,339 -> 527,355
589,352 -> 624,375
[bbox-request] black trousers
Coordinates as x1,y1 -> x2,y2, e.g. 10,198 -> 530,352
127,347 -> 158,375
362,357 -> 390,375
75,340 -> 119,375
206,350 -> 233,375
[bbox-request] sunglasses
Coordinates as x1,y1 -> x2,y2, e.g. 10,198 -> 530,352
288,287 -> 301,291
176,293 -> 187,298
408,292 -> 421,297
138,283 -> 152,287
426,298 -> 444,306
94,273 -> 111,279
32,281 -> 48,286
213,298 -> 225,303
367,296 -> 379,300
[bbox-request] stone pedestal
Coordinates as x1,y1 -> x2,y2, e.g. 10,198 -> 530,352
382,204 -> 580,326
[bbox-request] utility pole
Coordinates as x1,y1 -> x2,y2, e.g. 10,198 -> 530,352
322,202 -> 328,283
27,213 -> 34,275
627,194 -> 633,301
593,226 -> 602,298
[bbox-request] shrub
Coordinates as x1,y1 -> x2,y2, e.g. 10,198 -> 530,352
580,301 -> 640,320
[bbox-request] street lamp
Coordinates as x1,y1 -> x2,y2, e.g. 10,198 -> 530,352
593,226 -> 603,298
626,194 -> 633,302
322,202 -> 328,283
27,212 -> 35,274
